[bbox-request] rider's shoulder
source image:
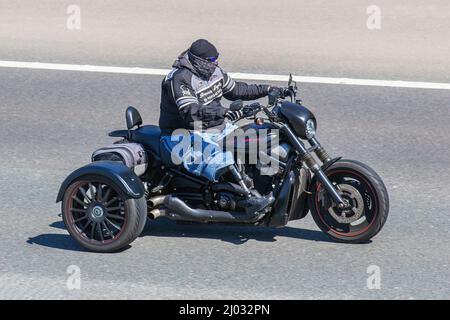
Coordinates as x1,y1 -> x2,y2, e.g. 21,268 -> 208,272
166,67 -> 192,82
215,66 -> 227,76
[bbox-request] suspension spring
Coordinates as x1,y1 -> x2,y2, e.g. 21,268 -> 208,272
315,147 -> 331,163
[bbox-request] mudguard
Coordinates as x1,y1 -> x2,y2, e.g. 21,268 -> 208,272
56,161 -> 145,202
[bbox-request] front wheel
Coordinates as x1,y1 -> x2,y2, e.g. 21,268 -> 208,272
308,159 -> 389,243
62,176 -> 147,252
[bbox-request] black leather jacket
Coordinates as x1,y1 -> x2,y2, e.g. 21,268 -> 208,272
159,51 -> 269,133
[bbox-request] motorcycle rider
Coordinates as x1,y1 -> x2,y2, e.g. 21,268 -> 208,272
159,39 -> 282,213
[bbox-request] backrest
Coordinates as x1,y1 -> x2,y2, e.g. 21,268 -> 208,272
126,106 -> 143,129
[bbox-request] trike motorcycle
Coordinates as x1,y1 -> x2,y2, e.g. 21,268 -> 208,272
57,75 -> 389,252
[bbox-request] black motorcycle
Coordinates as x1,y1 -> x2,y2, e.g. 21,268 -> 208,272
57,75 -> 389,252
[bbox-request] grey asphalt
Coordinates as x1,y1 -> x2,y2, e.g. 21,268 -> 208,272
1,0 -> 450,82
0,1 -> 449,299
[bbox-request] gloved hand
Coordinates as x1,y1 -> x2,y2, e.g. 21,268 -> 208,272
268,86 -> 289,98
268,86 -> 288,105
268,86 -> 282,96
242,102 -> 261,117
225,109 -> 243,121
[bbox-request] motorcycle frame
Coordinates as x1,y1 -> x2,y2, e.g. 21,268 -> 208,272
57,76 -> 347,227
140,117 -> 341,227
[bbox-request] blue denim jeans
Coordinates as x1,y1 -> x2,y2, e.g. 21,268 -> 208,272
160,123 -> 237,181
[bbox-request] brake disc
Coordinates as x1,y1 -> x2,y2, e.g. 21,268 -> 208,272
327,184 -> 364,224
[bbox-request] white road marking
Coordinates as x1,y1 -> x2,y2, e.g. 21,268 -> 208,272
0,60 -> 449,90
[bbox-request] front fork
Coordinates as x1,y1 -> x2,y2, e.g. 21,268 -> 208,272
280,125 -> 347,208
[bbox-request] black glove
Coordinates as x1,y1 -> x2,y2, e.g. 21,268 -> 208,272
268,86 -> 287,105
242,102 -> 261,117
268,86 -> 282,96
269,86 -> 290,98
225,109 -> 243,121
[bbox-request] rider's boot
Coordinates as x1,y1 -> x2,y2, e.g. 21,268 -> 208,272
228,165 -> 275,214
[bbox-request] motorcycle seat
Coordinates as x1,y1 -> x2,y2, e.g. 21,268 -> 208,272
131,125 -> 161,155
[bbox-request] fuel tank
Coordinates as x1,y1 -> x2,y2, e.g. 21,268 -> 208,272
222,122 -> 291,168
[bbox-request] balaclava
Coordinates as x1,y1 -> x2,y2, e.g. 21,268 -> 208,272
188,39 -> 219,80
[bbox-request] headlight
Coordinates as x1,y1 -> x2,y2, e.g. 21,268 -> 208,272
305,119 -> 316,139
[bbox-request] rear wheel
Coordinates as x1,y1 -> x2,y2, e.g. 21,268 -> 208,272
309,160 -> 389,243
62,176 -> 147,252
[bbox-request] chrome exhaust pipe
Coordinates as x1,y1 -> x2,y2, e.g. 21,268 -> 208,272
148,195 -> 167,208
148,208 -> 167,219
148,195 -> 263,223
163,196 -> 261,223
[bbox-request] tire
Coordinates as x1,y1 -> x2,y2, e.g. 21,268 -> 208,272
308,159 -> 389,243
61,175 -> 147,252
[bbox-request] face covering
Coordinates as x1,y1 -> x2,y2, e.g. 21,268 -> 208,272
188,52 -> 218,80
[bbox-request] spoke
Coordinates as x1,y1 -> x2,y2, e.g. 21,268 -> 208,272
97,183 -> 103,202
104,197 -> 118,207
90,222 -> 96,239
106,206 -> 122,212
107,214 -> 125,221
71,208 -> 87,213
105,218 -> 121,231
102,221 -> 114,239
98,223 -> 104,242
89,183 -> 96,202
79,187 -> 92,203
73,215 -> 88,223
72,196 -> 87,207
102,187 -> 112,202
79,220 -> 92,233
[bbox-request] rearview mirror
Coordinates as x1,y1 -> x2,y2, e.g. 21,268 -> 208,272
125,106 -> 142,129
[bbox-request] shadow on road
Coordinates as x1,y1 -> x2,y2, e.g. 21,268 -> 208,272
27,217 -> 340,252
26,220 -> 87,251
26,233 -> 132,253
140,218 -> 336,245
26,220 -> 132,252
49,221 -> 66,230
26,233 -> 86,252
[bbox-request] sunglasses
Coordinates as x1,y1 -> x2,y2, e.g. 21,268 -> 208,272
205,55 -> 219,63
